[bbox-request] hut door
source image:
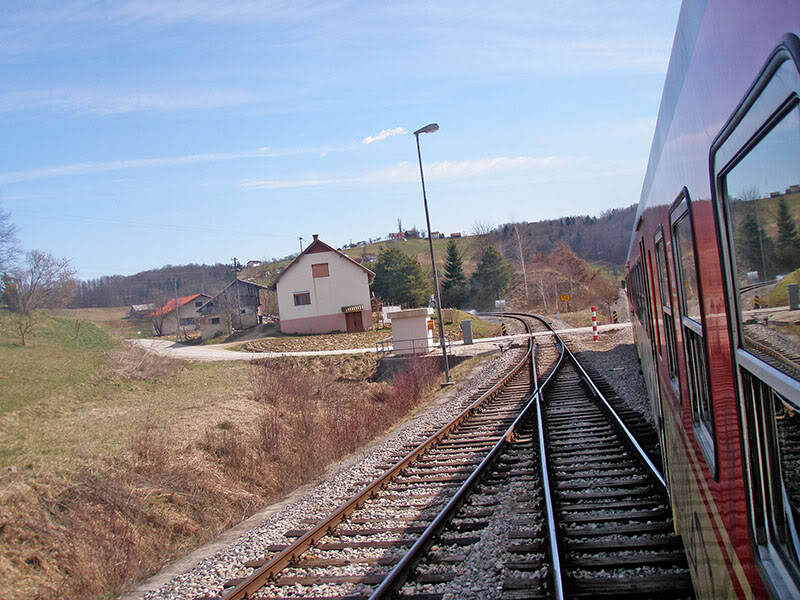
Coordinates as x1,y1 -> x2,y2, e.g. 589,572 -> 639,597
345,312 -> 363,332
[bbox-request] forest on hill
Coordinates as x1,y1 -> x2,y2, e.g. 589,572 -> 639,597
495,204 -> 636,267
71,263 -> 235,308
68,205 -> 636,309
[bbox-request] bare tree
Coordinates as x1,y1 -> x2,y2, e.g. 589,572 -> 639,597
4,250 -> 77,344
0,201 -> 21,276
148,288 -> 175,337
512,223 -> 529,305
471,221 -> 497,256
210,286 -> 242,333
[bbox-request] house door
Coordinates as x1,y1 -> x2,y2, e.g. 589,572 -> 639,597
345,312 -> 364,333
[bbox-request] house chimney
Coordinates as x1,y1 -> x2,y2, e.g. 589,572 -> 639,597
312,234 -> 319,241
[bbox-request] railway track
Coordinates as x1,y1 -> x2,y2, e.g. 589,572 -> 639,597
538,344 -> 693,599
199,314 -> 694,600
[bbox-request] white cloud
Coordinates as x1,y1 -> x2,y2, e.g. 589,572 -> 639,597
362,127 -> 407,144
242,155 -> 560,189
0,149 -> 280,185
0,88 -> 259,115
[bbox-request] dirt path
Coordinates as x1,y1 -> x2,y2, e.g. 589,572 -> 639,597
132,323 -> 631,362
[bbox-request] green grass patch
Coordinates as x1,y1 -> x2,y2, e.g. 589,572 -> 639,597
0,309 -> 120,414
763,269 -> 800,308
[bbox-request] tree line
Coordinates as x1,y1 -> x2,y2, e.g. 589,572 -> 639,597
72,263 -> 235,308
369,235 -> 618,315
370,243 -> 514,312
735,194 -> 800,281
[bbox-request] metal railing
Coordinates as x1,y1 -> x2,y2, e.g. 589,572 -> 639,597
376,335 -> 452,358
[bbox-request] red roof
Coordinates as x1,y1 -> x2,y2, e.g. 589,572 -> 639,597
148,293 -> 209,317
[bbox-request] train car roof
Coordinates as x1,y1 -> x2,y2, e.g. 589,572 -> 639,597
628,0 -> 707,261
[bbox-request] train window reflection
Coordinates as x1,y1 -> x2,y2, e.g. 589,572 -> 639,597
740,370 -> 800,573
724,105 -> 800,382
674,215 -> 702,323
671,202 -> 714,465
656,235 -> 679,380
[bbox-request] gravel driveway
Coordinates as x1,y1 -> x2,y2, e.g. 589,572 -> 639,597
131,323 -> 631,362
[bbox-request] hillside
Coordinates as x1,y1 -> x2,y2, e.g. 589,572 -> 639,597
69,206 -> 637,308
243,205 -> 636,278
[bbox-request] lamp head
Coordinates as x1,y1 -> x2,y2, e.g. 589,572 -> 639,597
413,123 -> 439,135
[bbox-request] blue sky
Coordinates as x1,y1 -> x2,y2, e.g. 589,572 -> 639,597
0,1 -> 681,278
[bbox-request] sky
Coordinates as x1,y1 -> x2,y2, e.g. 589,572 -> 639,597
0,1 -> 682,279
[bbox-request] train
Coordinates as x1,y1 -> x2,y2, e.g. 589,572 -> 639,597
625,1 -> 800,598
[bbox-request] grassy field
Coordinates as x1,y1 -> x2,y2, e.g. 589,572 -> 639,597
764,268 -> 800,307
0,307 -> 489,599
50,306 -> 152,339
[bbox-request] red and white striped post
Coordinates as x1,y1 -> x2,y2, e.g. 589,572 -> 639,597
591,305 -> 598,342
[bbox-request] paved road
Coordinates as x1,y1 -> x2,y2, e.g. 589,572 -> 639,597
131,323 -> 631,362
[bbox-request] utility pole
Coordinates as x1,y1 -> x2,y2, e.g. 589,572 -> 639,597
232,258 -> 243,329
174,278 -> 182,341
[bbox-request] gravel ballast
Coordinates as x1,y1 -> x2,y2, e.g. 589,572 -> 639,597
134,318 -> 650,600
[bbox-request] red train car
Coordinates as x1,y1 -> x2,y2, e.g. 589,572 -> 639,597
626,1 -> 800,598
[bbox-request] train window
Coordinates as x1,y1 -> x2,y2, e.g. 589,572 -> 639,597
671,196 -> 715,469
711,37 -> 800,596
655,230 -> 679,381
722,104 -> 800,381
674,214 -> 702,323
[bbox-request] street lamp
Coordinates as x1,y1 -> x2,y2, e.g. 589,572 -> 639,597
414,122 -> 452,385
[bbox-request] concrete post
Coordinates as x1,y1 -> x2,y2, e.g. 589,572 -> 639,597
788,283 -> 799,311
461,320 -> 473,345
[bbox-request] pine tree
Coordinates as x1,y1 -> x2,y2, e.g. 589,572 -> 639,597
775,197 -> 800,273
736,211 -> 776,279
469,246 -> 513,310
441,240 -> 468,308
371,247 -> 432,307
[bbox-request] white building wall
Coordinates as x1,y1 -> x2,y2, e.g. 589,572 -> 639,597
154,296 -> 208,335
276,250 -> 371,329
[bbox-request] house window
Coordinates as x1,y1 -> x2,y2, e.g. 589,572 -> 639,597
240,308 -> 246,314
195,301 -> 203,307
312,263 -> 330,278
211,317 -> 220,325
294,292 -> 311,306
179,317 -> 197,326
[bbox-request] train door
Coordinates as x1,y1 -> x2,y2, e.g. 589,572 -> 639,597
653,228 -> 677,497
711,37 -> 800,598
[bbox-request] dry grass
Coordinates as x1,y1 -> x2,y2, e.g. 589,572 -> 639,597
49,306 -> 146,339
107,342 -> 181,379
1,335 -> 443,599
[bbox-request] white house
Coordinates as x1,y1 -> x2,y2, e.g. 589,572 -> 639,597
273,234 -> 375,334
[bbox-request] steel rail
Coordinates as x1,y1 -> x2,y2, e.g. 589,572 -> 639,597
371,313 -> 566,598
370,315 -> 552,598
561,339 -> 667,490
221,315 -> 534,600
534,327 -> 567,600
508,311 -> 665,489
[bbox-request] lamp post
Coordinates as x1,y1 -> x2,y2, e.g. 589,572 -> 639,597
414,122 -> 452,385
